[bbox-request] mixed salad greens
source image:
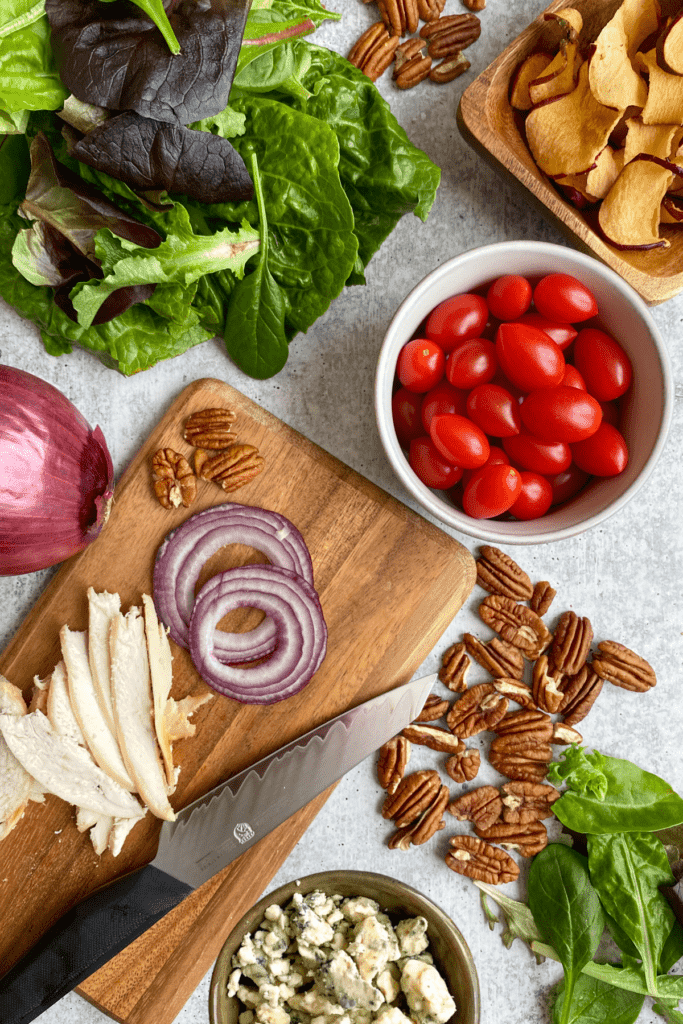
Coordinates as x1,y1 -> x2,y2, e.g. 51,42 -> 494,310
479,746 -> 683,1024
0,0 -> 440,377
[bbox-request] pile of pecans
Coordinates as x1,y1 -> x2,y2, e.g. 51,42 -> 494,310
347,0 -> 483,87
376,545 -> 657,885
151,407 -> 265,510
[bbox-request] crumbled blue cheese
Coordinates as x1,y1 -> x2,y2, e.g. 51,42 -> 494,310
228,892 -> 456,1024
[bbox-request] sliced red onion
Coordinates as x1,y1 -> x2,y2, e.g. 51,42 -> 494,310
153,504 -> 314,660
0,365 -> 113,576
189,565 -> 327,703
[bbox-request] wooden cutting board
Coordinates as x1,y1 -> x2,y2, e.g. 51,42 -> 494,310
0,378 -> 476,1024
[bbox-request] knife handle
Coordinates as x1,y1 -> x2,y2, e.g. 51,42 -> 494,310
0,864 -> 192,1024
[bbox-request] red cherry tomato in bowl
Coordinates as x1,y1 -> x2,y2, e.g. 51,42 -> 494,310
520,386 -> 602,442
486,275 -> 532,321
462,463 -> 522,519
572,327 -> 633,401
546,465 -> 590,505
503,431 -> 572,474
409,437 -> 463,490
420,380 -> 468,432
446,338 -> 498,389
461,445 -> 509,488
571,423 -> 629,476
599,400 -> 620,427
495,322 -> 565,391
397,338 -> 445,393
425,293 -> 489,352
509,471 -> 553,520
533,273 -> 598,323
466,383 -> 521,437
561,364 -> 586,390
392,387 -> 423,447
430,413 -> 490,469
515,312 -> 577,350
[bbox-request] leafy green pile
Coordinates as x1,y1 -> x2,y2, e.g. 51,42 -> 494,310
478,746 -> 683,1024
0,0 -> 440,377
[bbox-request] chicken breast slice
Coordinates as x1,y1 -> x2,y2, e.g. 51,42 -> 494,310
0,676 -> 43,841
87,588 -> 121,732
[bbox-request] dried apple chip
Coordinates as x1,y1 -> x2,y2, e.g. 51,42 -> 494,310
599,155 -> 673,248
623,117 -> 681,162
660,196 -> 683,223
511,53 -> 554,110
529,45 -> 582,105
660,11 -> 683,75
636,50 -> 683,125
589,0 -> 659,110
586,145 -> 622,198
544,7 -> 583,43
526,60 -> 624,176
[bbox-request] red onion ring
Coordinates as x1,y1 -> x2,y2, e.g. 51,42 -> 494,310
153,504 -> 314,659
188,564 -> 327,703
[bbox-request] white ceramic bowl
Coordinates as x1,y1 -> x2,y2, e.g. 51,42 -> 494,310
375,241 -> 673,544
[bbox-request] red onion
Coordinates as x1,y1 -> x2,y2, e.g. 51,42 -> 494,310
153,504 -> 314,660
0,365 -> 114,575
188,564 -> 327,703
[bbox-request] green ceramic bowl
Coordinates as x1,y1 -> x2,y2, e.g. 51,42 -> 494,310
209,869 -> 480,1024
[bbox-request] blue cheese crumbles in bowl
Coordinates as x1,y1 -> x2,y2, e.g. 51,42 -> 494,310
210,871 -> 479,1024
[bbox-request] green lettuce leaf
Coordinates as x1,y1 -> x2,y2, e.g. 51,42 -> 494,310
0,6 -> 67,121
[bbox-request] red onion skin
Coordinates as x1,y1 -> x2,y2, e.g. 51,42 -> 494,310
0,365 -> 114,575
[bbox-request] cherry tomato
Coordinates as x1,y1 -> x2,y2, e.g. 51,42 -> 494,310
430,413 -> 490,469
420,380 -> 468,433
546,465 -> 590,505
515,313 -> 577,350
425,293 -> 489,352
509,471 -> 553,520
461,445 -> 509,488
486,275 -> 532,321
533,274 -> 598,323
392,388 -> 423,447
571,423 -> 629,476
409,437 -> 463,490
446,338 -> 498,389
397,338 -> 445,392
599,400 -> 620,427
466,383 -> 521,437
495,322 -> 565,392
572,327 -> 633,401
503,431 -> 572,474
561,364 -> 586,390
520,386 -> 602,443
462,463 -> 522,519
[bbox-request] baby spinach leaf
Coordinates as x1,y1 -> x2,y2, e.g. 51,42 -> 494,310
271,0 -> 341,26
581,962 -> 683,1001
237,9 -> 316,77
587,832 -> 677,995
528,845 -> 605,1024
97,0 -> 181,54
551,747 -> 683,834
224,151 -> 287,378
551,974 -> 644,1024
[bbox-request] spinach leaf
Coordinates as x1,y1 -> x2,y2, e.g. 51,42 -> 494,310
0,7 -> 68,125
224,151 -> 287,378
528,845 -> 605,1024
551,974 -> 644,1024
587,832 -> 677,995
97,0 -> 181,54
580,962 -> 683,1001
271,0 -> 341,25
551,747 -> 683,834
237,9 -> 316,78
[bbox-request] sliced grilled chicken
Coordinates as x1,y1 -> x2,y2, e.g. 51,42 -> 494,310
87,588 -> 121,731
0,676 -> 44,840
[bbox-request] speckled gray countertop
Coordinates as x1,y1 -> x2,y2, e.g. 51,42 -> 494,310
1,1 -> 682,1021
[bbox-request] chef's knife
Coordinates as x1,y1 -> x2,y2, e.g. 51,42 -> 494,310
0,673 -> 435,1023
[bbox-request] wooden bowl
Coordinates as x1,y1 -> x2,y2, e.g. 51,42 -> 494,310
457,0 -> 683,305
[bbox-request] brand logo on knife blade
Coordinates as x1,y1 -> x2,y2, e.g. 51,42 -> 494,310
234,822 -> 255,843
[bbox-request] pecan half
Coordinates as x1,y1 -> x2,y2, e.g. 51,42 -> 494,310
532,655 -> 564,714
438,642 -> 470,693
549,611 -> 593,676
553,722 -> 583,745
420,12 -> 481,57
489,734 -> 553,782
492,678 -> 535,709
462,0 -> 485,10
381,769 -> 441,827
417,0 -> 445,21
415,694 -> 450,722
402,723 -> 463,753
183,408 -> 237,449
446,683 -> 508,738
476,546 -> 533,601
394,36 -> 426,74
395,52 -> 432,87
493,708 -> 553,741
151,448 -> 197,509
475,820 -> 548,857
377,736 -> 411,794
445,746 -> 479,783
479,596 -> 552,659
501,781 -> 560,824
388,783 -> 450,848
195,444 -> 265,493
592,641 -> 657,692
429,54 -> 470,81
446,835 -> 519,884
530,581 -> 556,617
448,785 -> 502,829
378,0 -> 419,35
348,23 -> 399,80
463,634 -> 525,679
559,664 -> 603,725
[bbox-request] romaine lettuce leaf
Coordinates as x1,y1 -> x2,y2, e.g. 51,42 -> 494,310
0,8 -> 67,124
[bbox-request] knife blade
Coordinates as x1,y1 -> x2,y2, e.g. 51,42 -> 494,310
0,673 -> 435,1023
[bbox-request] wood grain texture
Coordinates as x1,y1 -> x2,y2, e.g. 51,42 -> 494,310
0,378 -> 476,1023
457,0 -> 683,305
